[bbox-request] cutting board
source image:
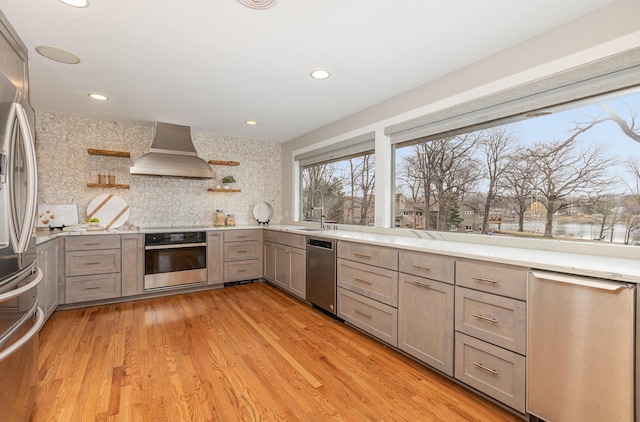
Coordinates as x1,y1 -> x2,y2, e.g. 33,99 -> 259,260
86,194 -> 130,230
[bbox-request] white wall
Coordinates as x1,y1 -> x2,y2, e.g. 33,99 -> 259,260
280,0 -> 640,226
35,112 -> 282,228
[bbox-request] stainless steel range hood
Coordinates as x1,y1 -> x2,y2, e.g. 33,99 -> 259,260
130,122 -> 214,179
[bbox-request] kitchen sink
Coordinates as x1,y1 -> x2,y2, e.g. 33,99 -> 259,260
296,227 -> 323,232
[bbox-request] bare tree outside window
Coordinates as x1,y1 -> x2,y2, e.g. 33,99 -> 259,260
393,87 -> 640,245
301,152 -> 375,226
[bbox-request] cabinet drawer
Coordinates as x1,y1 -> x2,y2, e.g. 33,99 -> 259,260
65,235 -> 121,251
224,230 -> 260,242
278,232 -> 306,249
66,273 -> 122,304
224,241 -> 259,261
224,260 -> 260,282
454,332 -> 525,413
263,230 -> 306,249
455,287 -> 526,354
399,250 -> 454,284
337,241 -> 398,270
337,258 -> 398,307
456,260 -> 527,300
337,287 -> 397,346
65,249 -> 121,277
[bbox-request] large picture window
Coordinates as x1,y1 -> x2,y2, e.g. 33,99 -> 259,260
394,87 -> 640,246
301,153 -> 375,226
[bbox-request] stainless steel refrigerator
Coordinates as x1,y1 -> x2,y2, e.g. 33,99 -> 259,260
0,70 -> 43,421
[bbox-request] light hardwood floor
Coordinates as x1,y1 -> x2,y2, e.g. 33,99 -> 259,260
35,282 -> 522,421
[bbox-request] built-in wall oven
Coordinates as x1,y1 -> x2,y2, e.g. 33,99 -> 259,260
144,231 -> 207,290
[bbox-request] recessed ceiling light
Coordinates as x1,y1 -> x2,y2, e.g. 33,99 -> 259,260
35,46 -> 81,64
88,93 -> 109,101
245,120 -> 259,126
58,0 -> 90,7
236,0 -> 277,10
310,69 -> 331,80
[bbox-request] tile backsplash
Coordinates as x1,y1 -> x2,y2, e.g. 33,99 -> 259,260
35,112 -> 282,228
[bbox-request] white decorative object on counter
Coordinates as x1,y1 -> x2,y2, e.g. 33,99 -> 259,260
86,194 -> 130,230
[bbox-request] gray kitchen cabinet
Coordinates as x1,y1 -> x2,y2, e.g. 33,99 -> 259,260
399,250 -> 454,284
263,241 -> 276,283
398,273 -> 454,376
453,258 -> 528,413
337,258 -> 398,306
337,240 -> 399,346
337,241 -> 398,270
0,12 -> 29,98
223,229 -> 262,282
454,332 -> 526,413
121,234 -> 144,296
65,273 -> 122,304
207,231 -> 224,287
63,235 -> 122,304
36,238 -> 59,325
337,287 -> 397,345
263,231 -> 306,299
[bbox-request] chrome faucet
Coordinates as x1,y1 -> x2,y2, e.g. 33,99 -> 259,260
311,189 -> 325,229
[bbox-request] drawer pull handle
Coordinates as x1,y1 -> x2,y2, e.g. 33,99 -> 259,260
472,276 -> 498,284
84,262 -> 102,266
238,269 -> 247,273
472,361 -> 498,376
354,308 -> 372,319
85,286 -> 102,290
237,250 -> 248,253
472,313 -> 498,324
84,243 -> 101,246
408,279 -> 430,288
353,277 -> 372,285
413,264 -> 431,271
353,252 -> 371,259
237,236 -> 248,239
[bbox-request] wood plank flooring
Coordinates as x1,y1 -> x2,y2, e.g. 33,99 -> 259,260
34,282 -> 522,421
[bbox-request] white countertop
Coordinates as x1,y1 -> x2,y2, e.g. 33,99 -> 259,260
267,225 -> 640,284
37,223 -> 640,284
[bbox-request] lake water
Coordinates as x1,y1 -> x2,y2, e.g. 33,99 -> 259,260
499,221 -> 639,244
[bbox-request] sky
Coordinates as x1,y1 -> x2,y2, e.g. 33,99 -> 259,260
395,86 -> 640,194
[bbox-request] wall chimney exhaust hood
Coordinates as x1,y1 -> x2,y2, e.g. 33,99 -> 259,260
130,122 -> 214,179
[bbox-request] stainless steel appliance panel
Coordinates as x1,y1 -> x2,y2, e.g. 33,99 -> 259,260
0,264 -> 44,422
527,271 -> 635,422
144,231 -> 207,290
0,72 -> 37,282
306,237 -> 336,314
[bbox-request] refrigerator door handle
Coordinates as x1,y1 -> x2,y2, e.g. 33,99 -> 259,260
0,307 -> 44,362
0,267 -> 42,303
12,103 -> 37,255
529,270 -> 631,291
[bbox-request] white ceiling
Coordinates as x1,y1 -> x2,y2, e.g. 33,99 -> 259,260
1,0 -> 616,142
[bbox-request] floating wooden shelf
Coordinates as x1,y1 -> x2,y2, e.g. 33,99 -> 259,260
208,188 -> 241,193
87,148 -> 131,158
208,160 -> 240,166
87,183 -> 130,189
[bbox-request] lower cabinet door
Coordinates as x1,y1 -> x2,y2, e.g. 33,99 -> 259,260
65,273 -> 122,304
263,242 -> 276,282
288,247 -> 305,299
398,274 -> 454,376
337,287 -> 397,346
454,332 -> 525,413
224,260 -> 260,282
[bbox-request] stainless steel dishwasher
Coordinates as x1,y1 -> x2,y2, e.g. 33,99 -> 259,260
306,237 -> 336,315
527,270 -> 637,422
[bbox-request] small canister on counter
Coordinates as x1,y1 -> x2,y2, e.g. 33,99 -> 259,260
214,209 -> 225,226
225,214 -> 236,226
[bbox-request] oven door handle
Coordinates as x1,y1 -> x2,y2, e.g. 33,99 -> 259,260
144,242 -> 207,250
